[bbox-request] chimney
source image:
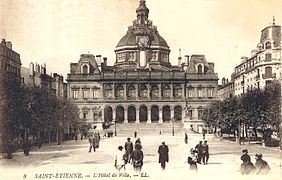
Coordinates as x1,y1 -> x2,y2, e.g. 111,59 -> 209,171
184,55 -> 190,64
29,62 -> 34,76
222,78 -> 225,86
103,57 -> 107,66
178,48 -> 182,66
1,39 -> 6,45
96,55 -> 102,64
6,41 -> 12,49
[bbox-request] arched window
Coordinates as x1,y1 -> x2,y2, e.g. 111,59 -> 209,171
197,64 -> 203,74
265,42 -> 271,49
82,65 -> 88,74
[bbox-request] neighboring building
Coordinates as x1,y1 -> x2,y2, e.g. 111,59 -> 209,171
52,73 -> 67,99
218,77 -> 234,100
233,19 -> 281,96
66,0 -> 218,131
0,39 -> 21,79
0,39 -> 21,152
21,63 -> 67,98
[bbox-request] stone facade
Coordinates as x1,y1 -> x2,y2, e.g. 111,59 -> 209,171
234,19 -> 281,96
66,0 -> 218,131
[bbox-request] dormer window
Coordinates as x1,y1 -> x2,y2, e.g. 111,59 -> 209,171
197,64 -> 203,74
265,42 -> 271,49
81,64 -> 90,74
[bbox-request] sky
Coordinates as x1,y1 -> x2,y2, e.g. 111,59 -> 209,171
0,0 -> 281,82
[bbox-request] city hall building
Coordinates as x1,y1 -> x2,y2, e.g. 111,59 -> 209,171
66,0 -> 218,131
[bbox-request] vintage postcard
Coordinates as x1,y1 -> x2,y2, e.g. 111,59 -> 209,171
0,0 -> 281,179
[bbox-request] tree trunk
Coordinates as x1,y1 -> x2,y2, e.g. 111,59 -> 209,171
48,127 -> 51,143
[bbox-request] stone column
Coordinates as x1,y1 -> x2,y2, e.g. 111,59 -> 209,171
147,107 -> 151,123
124,84 -> 127,100
101,84 -> 104,100
124,106 -> 128,123
159,107 -> 163,123
136,107 -> 140,123
112,107 -> 116,122
182,107 -> 186,122
112,83 -> 115,99
90,108 -> 94,123
170,107 -> 174,121
195,108 -> 198,119
170,84 -> 173,99
135,84 -> 139,100
158,84 -> 162,99
101,107 -> 104,122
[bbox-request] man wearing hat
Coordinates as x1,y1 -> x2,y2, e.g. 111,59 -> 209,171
240,149 -> 255,175
240,149 -> 250,163
255,153 -> 270,175
158,142 -> 169,170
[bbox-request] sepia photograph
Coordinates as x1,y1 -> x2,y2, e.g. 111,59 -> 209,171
0,0 -> 281,179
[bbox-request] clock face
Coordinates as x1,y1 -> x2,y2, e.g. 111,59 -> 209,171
138,36 -> 149,47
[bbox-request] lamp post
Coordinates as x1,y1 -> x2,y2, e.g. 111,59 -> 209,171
172,116 -> 175,136
114,120 -> 117,136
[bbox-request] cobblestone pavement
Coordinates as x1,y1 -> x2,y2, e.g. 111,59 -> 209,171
0,133 -> 281,180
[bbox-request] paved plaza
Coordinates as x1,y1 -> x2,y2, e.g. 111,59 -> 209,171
0,133 -> 281,180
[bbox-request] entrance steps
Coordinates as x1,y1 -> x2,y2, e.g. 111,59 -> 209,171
114,122 -> 185,137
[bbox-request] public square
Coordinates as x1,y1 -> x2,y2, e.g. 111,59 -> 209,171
0,132 -> 281,180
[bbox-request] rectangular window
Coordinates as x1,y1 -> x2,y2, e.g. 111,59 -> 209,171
198,110 -> 203,119
83,112 -> 88,119
188,110 -> 193,118
93,112 -> 99,121
208,89 -> 213,98
265,53 -> 271,61
73,89 -> 78,99
93,89 -> 99,98
83,89 -> 89,99
188,89 -> 193,98
198,89 -> 203,98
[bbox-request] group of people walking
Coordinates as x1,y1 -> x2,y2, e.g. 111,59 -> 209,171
115,137 -> 144,173
240,149 -> 270,175
88,132 -> 100,152
187,140 -> 209,172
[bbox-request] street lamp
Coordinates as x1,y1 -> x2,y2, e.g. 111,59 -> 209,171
172,116 -> 175,136
113,120 -> 117,136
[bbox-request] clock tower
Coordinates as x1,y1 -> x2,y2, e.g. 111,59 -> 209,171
114,0 -> 171,71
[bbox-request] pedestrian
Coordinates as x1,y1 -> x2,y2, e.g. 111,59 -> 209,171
254,153 -> 270,175
124,137 -> 133,163
135,138 -> 142,149
240,149 -> 255,175
195,141 -> 203,164
188,148 -> 198,172
158,141 -> 169,170
184,133 -> 188,144
131,144 -> 143,173
202,140 -> 209,165
134,131 -> 137,138
23,139 -> 31,156
74,133 -> 78,141
240,149 -> 251,163
93,132 -> 100,149
202,129 -> 206,140
114,146 -> 126,171
88,135 -> 95,152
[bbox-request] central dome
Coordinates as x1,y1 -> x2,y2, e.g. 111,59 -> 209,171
116,28 -> 169,48
114,0 -> 171,71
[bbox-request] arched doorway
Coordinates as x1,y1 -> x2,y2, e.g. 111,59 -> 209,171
174,106 -> 182,121
104,106 -> 113,122
116,106 -> 124,123
163,106 -> 171,122
151,105 -> 159,123
128,106 -> 136,123
139,106 -> 147,123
